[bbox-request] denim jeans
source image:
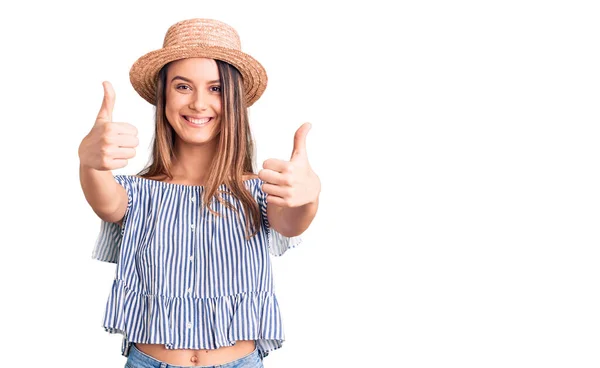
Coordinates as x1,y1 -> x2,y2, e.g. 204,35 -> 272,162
125,343 -> 264,368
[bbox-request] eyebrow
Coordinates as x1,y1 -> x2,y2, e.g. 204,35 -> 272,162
170,76 -> 220,84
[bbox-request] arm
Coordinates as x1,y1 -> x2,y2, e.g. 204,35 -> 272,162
259,122 -> 321,238
79,165 -> 128,223
267,198 -> 318,237
79,81 -> 138,224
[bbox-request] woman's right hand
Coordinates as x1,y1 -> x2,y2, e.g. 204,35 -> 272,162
78,81 -> 139,171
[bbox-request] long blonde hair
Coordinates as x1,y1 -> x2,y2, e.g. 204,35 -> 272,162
138,60 -> 261,239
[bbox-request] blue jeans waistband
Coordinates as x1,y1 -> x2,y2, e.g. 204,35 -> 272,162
126,343 -> 263,368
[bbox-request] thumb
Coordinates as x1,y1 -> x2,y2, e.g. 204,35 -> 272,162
96,81 -> 115,123
291,122 -> 312,160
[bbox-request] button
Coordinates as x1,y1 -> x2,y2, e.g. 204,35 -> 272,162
190,356 -> 198,363
187,322 -> 193,329
190,195 -> 195,202
189,255 -> 194,261
187,287 -> 192,293
190,224 -> 195,230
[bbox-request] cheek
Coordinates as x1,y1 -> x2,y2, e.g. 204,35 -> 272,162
213,97 -> 222,114
165,95 -> 185,116
164,104 -> 177,125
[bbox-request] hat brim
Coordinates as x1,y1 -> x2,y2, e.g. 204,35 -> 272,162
129,45 -> 267,107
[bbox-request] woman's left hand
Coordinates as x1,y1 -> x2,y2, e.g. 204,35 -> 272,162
259,122 -> 321,208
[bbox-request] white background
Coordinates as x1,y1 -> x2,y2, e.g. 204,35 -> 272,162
0,0 -> 599,367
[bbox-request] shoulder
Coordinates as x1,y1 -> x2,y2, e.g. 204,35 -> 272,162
238,174 -> 266,203
242,173 -> 263,191
113,174 -> 135,185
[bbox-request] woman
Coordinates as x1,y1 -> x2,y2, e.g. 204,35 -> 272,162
79,18 -> 320,367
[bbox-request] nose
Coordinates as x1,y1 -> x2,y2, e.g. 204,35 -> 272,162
189,90 -> 208,111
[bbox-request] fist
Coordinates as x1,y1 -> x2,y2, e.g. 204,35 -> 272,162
259,122 -> 321,208
78,81 -> 139,171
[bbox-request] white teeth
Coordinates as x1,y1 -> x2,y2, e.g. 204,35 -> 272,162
187,117 -> 211,125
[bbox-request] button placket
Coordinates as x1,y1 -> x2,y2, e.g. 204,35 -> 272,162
187,189 -> 198,300
190,190 -> 196,232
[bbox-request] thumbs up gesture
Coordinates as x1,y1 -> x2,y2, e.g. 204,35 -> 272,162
259,123 -> 321,208
78,81 -> 139,171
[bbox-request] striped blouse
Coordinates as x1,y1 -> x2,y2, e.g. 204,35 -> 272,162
91,175 -> 301,359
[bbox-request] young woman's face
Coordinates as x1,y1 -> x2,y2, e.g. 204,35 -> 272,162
165,58 -> 222,146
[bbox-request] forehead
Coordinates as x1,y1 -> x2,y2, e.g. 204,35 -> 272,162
166,58 -> 220,81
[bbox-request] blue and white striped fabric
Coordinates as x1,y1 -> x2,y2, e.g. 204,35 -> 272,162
91,175 -> 301,358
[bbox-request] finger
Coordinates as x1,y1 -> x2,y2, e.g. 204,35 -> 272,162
111,159 -> 129,169
262,158 -> 289,172
262,183 -> 290,198
291,122 -> 311,160
96,81 -> 115,123
113,135 -> 139,148
258,169 -> 289,186
113,147 -> 137,160
265,194 -> 289,207
112,122 -> 139,136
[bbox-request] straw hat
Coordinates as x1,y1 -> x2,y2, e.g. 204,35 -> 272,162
129,18 -> 267,107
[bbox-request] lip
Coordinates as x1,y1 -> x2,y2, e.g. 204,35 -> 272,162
183,115 -> 213,127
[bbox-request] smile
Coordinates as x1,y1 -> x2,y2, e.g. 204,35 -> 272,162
184,116 -> 213,126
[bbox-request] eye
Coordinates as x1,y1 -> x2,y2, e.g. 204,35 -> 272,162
176,84 -> 191,91
210,85 -> 222,93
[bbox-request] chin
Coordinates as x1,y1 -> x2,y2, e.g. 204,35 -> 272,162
182,132 -> 219,145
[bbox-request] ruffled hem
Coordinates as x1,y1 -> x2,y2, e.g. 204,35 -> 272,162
268,230 -> 302,257
101,279 -> 285,357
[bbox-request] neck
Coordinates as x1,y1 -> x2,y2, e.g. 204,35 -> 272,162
170,139 -> 218,186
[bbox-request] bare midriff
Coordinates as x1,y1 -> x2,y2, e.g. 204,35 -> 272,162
135,340 -> 256,366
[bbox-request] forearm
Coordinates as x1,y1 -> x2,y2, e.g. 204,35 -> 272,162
79,164 -> 126,222
268,198 -> 318,237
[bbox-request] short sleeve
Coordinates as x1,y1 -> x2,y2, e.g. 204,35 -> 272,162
257,182 -> 302,257
91,175 -> 134,263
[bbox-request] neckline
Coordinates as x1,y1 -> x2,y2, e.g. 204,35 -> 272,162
129,175 -> 261,189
